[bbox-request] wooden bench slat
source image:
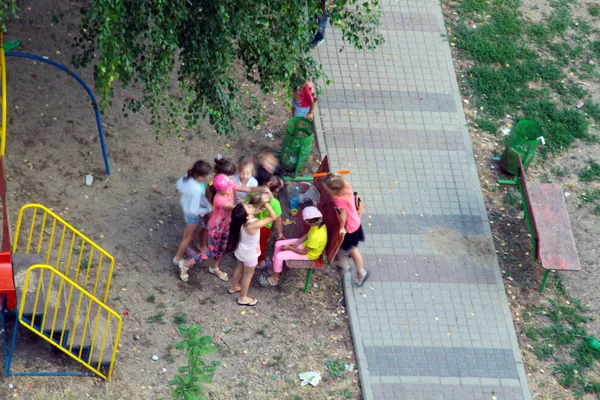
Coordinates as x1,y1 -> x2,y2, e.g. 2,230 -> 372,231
526,182 -> 580,271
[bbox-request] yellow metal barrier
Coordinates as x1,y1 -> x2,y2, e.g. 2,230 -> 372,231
0,31 -> 7,156
13,204 -> 115,302
18,264 -> 122,380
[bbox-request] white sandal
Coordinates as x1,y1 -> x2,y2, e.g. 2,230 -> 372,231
178,260 -> 190,282
208,267 -> 229,282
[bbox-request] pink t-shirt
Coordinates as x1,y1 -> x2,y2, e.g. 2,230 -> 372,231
293,82 -> 315,108
332,184 -> 361,234
209,187 -> 236,226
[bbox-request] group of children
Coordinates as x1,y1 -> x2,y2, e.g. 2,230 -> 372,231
172,150 -> 368,306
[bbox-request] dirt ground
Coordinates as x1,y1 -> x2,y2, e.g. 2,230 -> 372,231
0,1 -> 360,399
444,0 -> 600,397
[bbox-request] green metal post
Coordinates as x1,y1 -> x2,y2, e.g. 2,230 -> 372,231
540,270 -> 550,292
304,269 -> 314,293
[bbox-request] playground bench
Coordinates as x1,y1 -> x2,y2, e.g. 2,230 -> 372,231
499,158 -> 580,292
278,156 -> 343,293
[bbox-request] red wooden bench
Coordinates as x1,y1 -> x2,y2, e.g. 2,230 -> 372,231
279,156 -> 343,292
500,158 -> 580,291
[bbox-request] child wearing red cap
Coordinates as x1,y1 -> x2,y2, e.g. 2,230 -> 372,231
260,206 -> 327,286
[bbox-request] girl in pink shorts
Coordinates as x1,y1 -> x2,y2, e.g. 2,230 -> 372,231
226,190 -> 277,306
260,206 -> 327,287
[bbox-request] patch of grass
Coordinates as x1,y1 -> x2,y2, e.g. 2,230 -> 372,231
112,296 -> 121,301
165,343 -> 176,363
255,328 -> 266,336
450,0 -> 600,156
325,358 -> 347,380
522,277 -> 600,396
504,189 -> 523,210
579,159 -> 600,182
476,117 -> 498,134
332,389 -> 354,400
579,188 -> 600,213
548,7 -> 572,35
589,4 -> 600,18
157,302 -> 168,309
551,167 -> 570,177
540,173 -> 552,183
153,285 -> 166,294
173,312 -> 187,325
147,311 -> 166,324
146,294 -> 156,303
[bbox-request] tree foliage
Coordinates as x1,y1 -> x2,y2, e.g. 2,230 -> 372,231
72,0 -> 383,136
0,0 -> 18,32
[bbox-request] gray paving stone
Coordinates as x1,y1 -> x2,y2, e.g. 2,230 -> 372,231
313,0 -> 531,398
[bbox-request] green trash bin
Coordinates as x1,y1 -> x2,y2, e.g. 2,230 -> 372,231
280,117 -> 314,173
500,120 -> 544,175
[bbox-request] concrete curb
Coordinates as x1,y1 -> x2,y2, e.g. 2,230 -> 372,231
313,96 -> 374,400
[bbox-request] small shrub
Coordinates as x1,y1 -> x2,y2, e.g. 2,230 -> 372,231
146,294 -> 156,303
169,325 -> 219,400
579,160 -> 600,182
173,312 -> 188,325
147,311 -> 166,324
325,358 -> 347,380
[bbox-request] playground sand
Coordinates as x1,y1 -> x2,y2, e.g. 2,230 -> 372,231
0,1 -> 357,399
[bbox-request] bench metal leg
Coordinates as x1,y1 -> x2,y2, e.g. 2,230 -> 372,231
540,270 -> 550,293
304,269 -> 314,293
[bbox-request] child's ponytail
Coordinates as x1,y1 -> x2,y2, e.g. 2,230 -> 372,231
184,160 -> 211,181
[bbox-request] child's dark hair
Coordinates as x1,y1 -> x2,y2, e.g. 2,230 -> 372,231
225,203 -> 249,253
184,160 -> 212,181
306,217 -> 325,228
214,155 -> 237,176
266,175 -> 284,193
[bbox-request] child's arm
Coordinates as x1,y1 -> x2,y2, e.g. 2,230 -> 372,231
236,185 -> 265,193
248,203 -> 277,230
274,217 -> 285,240
284,233 -> 308,249
338,207 -> 348,236
283,244 -> 311,255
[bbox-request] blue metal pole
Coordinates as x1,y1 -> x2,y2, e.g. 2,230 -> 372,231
4,52 -> 111,175
12,371 -> 95,377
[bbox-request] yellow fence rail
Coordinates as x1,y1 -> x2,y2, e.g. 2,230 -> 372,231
18,264 -> 122,380
0,31 -> 7,157
13,204 -> 115,302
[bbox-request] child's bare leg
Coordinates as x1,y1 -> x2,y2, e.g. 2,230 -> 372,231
229,261 -> 244,294
198,228 -> 209,252
238,266 -> 257,304
350,247 -> 365,280
175,224 -> 198,260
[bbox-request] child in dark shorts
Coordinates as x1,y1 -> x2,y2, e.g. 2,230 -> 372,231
322,174 -> 369,286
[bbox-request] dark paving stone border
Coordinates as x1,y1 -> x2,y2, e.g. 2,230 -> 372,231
321,89 -> 457,113
367,214 -> 484,236
372,383 -> 525,400
382,11 -> 443,32
365,346 -> 519,379
323,128 -> 466,151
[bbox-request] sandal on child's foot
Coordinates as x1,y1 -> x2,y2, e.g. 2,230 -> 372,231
227,288 -> 241,294
354,269 -> 370,287
237,297 -> 258,306
172,257 -> 182,266
208,267 -> 229,282
178,260 -> 190,282
259,274 -> 278,287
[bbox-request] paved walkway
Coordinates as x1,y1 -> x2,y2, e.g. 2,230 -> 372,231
313,0 -> 531,399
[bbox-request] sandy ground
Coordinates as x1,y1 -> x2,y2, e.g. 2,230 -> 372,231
0,1 -> 361,399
